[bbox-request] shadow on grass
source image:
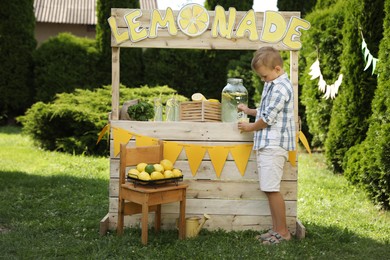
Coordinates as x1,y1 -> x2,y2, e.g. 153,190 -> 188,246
0,125 -> 22,134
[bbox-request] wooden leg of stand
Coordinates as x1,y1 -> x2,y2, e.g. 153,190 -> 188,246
178,194 -> 186,239
155,204 -> 161,233
141,203 -> 149,245
117,198 -> 124,235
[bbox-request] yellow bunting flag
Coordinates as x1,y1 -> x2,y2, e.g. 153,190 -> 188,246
184,144 -> 207,176
113,127 -> 133,156
96,123 -> 110,144
163,141 -> 183,164
135,134 -> 159,147
230,144 -> 253,176
299,131 -> 311,155
288,151 -> 297,167
207,146 -> 230,178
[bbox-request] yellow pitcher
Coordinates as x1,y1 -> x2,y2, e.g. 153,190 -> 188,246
185,213 -> 210,238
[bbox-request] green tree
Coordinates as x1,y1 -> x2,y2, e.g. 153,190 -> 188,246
277,0 -> 317,16
33,33 -> 99,102
300,2 -> 345,147
96,0 -> 144,88
0,0 -> 36,124
325,0 -> 384,172
344,0 -> 390,209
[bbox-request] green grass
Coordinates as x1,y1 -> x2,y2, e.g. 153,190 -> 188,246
0,126 -> 389,259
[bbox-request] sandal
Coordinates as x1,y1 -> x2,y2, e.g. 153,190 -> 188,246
261,232 -> 290,245
255,230 -> 278,241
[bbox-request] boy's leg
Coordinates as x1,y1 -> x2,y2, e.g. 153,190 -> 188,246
266,191 -> 291,239
257,147 -> 291,241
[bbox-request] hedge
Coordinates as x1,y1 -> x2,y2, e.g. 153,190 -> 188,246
18,85 -> 187,156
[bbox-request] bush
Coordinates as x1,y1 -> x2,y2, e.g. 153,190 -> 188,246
324,0 -> 384,172
300,3 -> 345,148
0,0 -> 36,123
343,0 -> 390,209
18,85 -> 187,156
33,33 -> 99,102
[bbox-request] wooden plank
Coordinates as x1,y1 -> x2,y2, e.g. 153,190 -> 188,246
110,9 -> 299,28
296,219 -> 306,239
111,121 -> 253,141
109,179 -> 297,200
290,51 -> 299,128
110,158 -> 297,181
109,9 -> 300,50
99,213 -> 110,236
111,47 -> 120,120
110,197 -> 297,217
107,212 -> 297,235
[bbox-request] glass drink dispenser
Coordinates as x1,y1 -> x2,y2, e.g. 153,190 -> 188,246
221,78 -> 248,122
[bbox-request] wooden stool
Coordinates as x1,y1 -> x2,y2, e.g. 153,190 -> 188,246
117,142 -> 187,245
117,183 -> 188,245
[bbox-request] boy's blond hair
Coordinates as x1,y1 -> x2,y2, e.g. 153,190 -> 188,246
251,47 -> 283,70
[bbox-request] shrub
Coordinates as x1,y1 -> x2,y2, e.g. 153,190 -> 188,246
343,0 -> 390,209
33,33 -> 99,102
324,0 -> 384,172
0,0 -> 36,123
300,3 -> 345,148
18,85 -> 187,156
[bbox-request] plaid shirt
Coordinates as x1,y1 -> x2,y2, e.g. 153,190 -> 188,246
253,73 -> 296,151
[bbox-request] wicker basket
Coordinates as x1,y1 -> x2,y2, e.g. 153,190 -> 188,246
180,101 -> 221,122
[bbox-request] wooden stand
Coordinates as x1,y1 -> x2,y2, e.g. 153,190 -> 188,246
117,183 -> 188,245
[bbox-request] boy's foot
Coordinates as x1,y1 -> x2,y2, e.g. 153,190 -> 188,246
260,232 -> 291,245
255,230 -> 277,241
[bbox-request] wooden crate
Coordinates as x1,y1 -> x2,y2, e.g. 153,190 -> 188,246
180,101 -> 221,122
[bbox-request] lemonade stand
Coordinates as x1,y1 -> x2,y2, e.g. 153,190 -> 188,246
99,4 -> 310,239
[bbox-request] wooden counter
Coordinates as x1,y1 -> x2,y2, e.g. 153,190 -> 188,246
101,120 -> 301,236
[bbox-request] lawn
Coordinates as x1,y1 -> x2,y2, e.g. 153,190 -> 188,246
0,126 -> 389,259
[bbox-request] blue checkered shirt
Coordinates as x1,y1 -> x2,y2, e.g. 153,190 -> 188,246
253,73 -> 296,151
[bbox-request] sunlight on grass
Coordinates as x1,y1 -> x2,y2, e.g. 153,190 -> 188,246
298,152 -> 390,244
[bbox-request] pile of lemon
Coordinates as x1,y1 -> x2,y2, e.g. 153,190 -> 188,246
128,159 -> 183,181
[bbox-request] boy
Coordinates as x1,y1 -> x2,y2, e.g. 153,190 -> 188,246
237,46 -> 295,245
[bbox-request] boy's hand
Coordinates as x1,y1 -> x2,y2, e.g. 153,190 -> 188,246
237,122 -> 251,132
237,104 -> 248,113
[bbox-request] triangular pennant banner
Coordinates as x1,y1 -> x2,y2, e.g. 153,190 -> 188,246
163,141 -> 183,164
96,123 -> 110,144
184,144 -> 207,176
207,146 -> 230,178
113,127 -> 133,156
288,151 -> 297,167
299,131 -> 312,155
135,134 -> 159,147
230,144 -> 253,176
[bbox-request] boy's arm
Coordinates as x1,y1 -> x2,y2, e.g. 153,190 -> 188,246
237,104 -> 257,117
238,118 -> 268,132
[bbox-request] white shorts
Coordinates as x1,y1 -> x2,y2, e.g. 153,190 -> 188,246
256,146 -> 287,192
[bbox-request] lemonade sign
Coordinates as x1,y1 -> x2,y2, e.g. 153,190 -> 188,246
108,4 -> 310,50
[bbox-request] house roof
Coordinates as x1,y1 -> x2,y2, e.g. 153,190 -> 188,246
34,0 -> 158,25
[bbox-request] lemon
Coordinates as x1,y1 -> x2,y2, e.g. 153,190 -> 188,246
177,4 -> 209,37
163,170 -> 174,179
172,168 -> 183,177
153,163 -> 164,173
191,93 -> 206,101
144,164 -> 155,174
160,159 -> 173,171
139,171 -> 151,181
136,162 -> 147,172
207,99 -> 220,103
128,168 -> 140,178
150,171 -> 165,180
